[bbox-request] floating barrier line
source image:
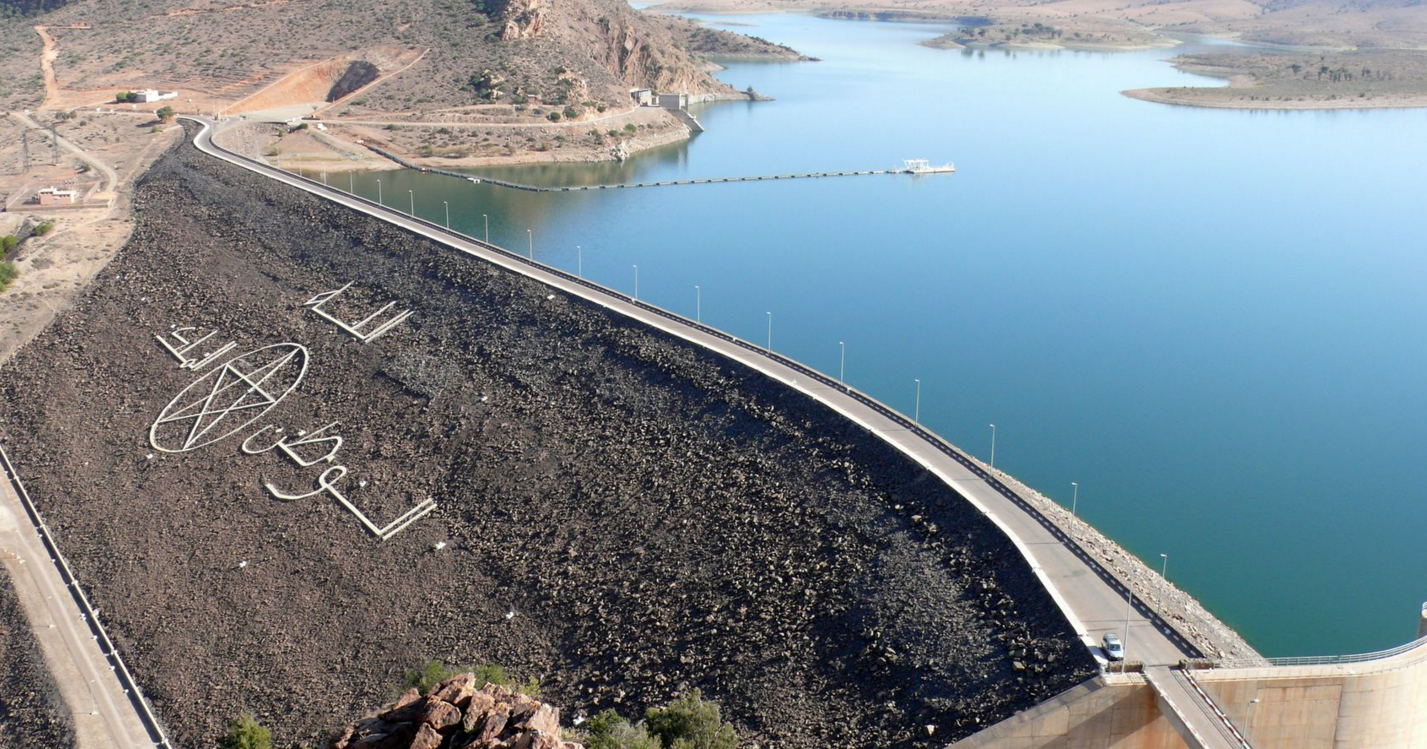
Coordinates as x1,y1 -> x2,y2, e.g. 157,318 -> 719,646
362,145 -> 938,192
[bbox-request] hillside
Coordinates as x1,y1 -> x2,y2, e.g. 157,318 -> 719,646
0,0 -> 787,113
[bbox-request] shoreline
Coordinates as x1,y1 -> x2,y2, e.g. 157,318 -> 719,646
1123,86 -> 1427,110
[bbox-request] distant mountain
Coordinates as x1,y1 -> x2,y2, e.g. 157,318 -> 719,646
0,0 -> 789,111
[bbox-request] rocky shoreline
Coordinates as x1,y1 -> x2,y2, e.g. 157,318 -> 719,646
0,567 -> 76,749
0,127 -> 1094,748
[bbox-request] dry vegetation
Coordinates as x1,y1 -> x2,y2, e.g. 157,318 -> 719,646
0,0 -> 803,115
0,110 -> 181,363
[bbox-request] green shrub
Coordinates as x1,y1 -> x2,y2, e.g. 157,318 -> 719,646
0,263 -> 17,292
547,111 -> 561,122
404,659 -> 457,693
403,660 -> 538,696
31,222 -> 53,236
218,714 -> 271,749
156,105 -> 175,122
585,710 -> 660,749
645,691 -> 738,749
623,123 -> 637,135
1,235 -> 17,256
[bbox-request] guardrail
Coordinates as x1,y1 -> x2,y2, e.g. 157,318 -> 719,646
193,118 -> 1206,662
0,445 -> 175,749
1214,632 -> 1427,670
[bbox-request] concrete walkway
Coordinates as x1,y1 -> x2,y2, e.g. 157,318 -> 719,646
191,116 -> 1200,667
0,464 -> 160,748
1144,667 -> 1250,749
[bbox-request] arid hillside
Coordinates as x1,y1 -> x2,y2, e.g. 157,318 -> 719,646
0,0 -> 768,113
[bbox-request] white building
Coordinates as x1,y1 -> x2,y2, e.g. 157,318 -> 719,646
135,89 -> 178,103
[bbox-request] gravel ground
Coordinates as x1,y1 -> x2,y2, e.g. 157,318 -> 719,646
0,128 -> 1095,749
0,567 -> 76,749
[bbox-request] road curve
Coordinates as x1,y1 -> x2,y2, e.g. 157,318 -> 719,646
190,116 -> 1199,666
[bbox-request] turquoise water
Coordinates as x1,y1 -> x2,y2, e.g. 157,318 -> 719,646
346,15 -> 1427,657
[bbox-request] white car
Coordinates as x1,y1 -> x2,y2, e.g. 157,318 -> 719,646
1102,633 -> 1125,661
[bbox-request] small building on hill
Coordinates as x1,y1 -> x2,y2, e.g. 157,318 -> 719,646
657,92 -> 689,111
630,88 -> 653,106
36,186 -> 77,206
135,89 -> 178,103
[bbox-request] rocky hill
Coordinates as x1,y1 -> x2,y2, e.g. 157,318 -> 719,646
0,0 -> 793,112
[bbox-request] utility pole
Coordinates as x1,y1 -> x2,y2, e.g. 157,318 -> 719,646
49,123 -> 59,164
21,130 -> 30,174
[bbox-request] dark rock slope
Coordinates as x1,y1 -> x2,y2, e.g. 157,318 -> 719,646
0,130 -> 1095,749
0,567 -> 75,749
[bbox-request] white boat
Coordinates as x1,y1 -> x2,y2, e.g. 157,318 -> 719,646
902,158 -> 956,175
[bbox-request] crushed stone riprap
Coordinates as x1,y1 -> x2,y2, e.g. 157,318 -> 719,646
0,128 -> 1096,749
0,565 -> 76,749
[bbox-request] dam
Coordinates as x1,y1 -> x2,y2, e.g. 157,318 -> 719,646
189,116 -> 1427,747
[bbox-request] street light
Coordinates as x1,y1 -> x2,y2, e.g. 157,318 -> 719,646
989,423 -> 997,469
694,285 -> 700,322
1071,482 -> 1079,518
576,245 -> 582,278
1159,554 -> 1169,612
483,214 -> 489,243
914,379 -> 921,424
376,178 -> 382,205
838,341 -> 846,388
632,265 -> 638,299
444,200 -> 449,229
1247,698 -> 1261,729
766,312 -> 772,351
408,189 -> 414,216
349,172 -> 354,193
321,171 -> 327,186
1122,589 -> 1134,661
527,229 -> 533,258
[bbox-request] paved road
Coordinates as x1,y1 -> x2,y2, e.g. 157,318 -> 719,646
192,117 -> 1199,666
0,462 -> 159,748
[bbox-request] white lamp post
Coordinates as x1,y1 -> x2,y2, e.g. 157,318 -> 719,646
766,312 -> 772,351
695,285 -> 701,322
632,265 -> 638,299
989,423 -> 997,468
1159,554 -> 1169,612
444,200 -> 449,228
1071,482 -> 1079,518
914,379 -> 921,424
839,341 -> 846,389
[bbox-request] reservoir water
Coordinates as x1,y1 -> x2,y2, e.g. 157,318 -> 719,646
346,14 -> 1427,657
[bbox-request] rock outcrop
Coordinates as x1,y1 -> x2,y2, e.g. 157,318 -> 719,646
333,676 -> 579,749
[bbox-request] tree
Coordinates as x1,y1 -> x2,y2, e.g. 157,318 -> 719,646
644,691 -> 738,749
156,105 -> 175,122
1,235 -> 17,256
218,714 -> 271,749
585,710 -> 661,749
